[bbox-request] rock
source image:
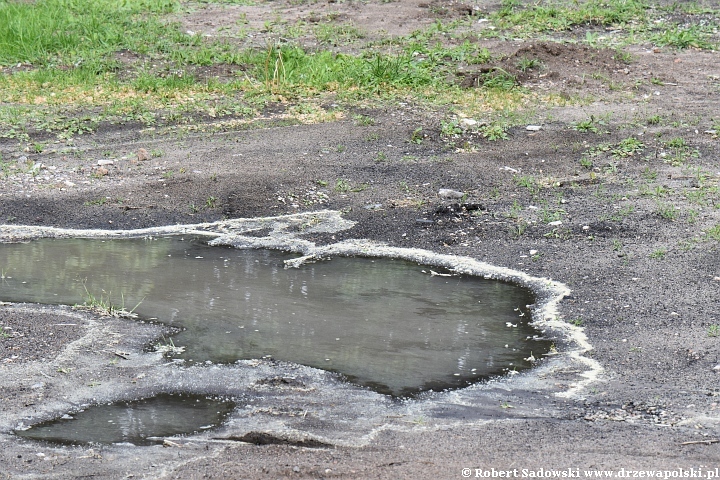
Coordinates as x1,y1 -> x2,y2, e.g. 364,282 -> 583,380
137,148 -> 150,161
548,220 -> 562,226
713,365 -> 720,372
97,159 -> 114,166
526,125 -> 542,131
459,118 -> 478,129
438,189 -> 464,199
96,167 -> 109,176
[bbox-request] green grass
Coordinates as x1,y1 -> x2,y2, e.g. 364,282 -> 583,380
493,0 -> 651,33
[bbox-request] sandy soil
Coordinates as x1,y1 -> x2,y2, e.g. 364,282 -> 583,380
1,0 -> 719,478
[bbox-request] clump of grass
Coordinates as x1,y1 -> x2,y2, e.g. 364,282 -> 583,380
75,283 -> 142,318
652,25 -> 713,49
572,115 -> 603,133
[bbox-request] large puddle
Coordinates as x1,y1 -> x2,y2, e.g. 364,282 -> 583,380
15,394 -> 235,446
0,236 -> 550,396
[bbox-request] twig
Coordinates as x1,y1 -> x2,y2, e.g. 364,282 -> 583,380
680,439 -> 719,446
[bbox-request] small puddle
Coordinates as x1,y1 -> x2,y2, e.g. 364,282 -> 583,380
14,394 -> 235,445
0,236 -> 551,396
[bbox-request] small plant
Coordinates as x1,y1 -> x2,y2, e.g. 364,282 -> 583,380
508,221 -> 527,239
155,337 -> 185,355
75,283 -> 141,318
708,324 -> 720,337
656,202 -> 679,221
189,203 -> 200,213
611,137 -> 644,158
375,151 -> 387,162
0,327 -> 9,339
334,179 -> 351,193
440,119 -> 462,137
516,56 -> 540,72
570,318 -> 584,326
649,248 -> 667,259
205,196 -> 217,208
579,157 -> 593,169
480,123 -> 508,141
32,142 -> 45,153
410,127 -> 424,144
354,114 -> 375,126
646,114 -> 662,125
572,115 -> 602,133
500,401 -> 515,409
162,170 -> 174,179
704,225 -> 720,241
612,239 -> 622,251
641,167 -> 658,181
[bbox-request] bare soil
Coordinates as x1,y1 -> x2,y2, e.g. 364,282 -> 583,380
1,0 -> 719,478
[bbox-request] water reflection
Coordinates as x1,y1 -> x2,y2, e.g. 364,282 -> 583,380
0,237 -> 550,396
15,394 -> 235,445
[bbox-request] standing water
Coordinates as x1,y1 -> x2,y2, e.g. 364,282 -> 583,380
0,237 -> 550,396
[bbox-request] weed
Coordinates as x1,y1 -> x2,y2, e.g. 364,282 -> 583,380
479,123 -> 508,141
155,337 -> 186,355
205,196 -> 217,208
656,202 -> 679,221
572,116 -> 602,133
440,119 -> 462,137
75,283 -> 142,318
84,197 -> 109,206
611,137 -> 644,158
0,327 -> 9,339
704,225 -> 720,241
410,127 -> 424,144
570,318 -> 584,326
653,25 -> 713,50
579,157 -> 593,169
646,114 -> 662,125
641,167 -> 658,181
516,56 -> 540,72
334,179 -> 351,193
708,325 -> 720,337
162,170 -> 174,179
189,203 -> 200,213
508,221 -> 528,239
514,175 -> 539,195
375,151 -> 387,162
649,248 -> 667,259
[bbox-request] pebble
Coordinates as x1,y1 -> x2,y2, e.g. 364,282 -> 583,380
137,148 -> 150,161
96,167 -> 109,176
713,365 -> 720,372
548,220 -> 562,226
97,159 -> 114,166
459,118 -> 478,129
526,125 -> 542,131
438,189 -> 464,199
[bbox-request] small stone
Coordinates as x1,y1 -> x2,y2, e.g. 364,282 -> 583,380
293,466 -> 300,473
713,365 -> 720,372
526,125 -> 542,131
438,189 -> 464,199
97,159 -> 114,166
548,220 -> 562,226
96,167 -> 109,176
529,250 -> 538,255
137,148 -> 150,161
459,118 -> 478,129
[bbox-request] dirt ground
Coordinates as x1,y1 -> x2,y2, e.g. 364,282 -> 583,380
1,0 -> 720,478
